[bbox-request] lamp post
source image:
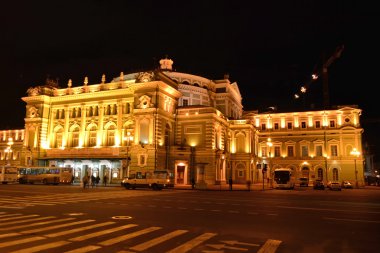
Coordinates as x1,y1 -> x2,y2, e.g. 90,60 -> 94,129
267,138 -> 273,188
124,132 -> 133,178
350,148 -> 360,188
6,137 -> 14,166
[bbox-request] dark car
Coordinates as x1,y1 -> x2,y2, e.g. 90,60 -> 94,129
313,180 -> 325,190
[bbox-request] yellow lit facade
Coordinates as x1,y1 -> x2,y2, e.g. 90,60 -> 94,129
0,58 -> 364,186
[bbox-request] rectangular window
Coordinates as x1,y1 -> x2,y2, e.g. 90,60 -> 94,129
301,122 -> 307,129
315,121 -> 321,128
262,147 -> 267,157
274,146 -> 281,157
261,124 -> 266,130
315,145 -> 323,156
139,154 -> 146,166
301,145 -> 309,157
331,145 -> 338,156
238,170 -> 244,177
182,99 -> 188,106
329,120 -> 335,128
287,146 -> 294,157
287,122 -> 293,129
274,123 -> 279,130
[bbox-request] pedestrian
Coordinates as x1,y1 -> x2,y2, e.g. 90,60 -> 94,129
103,175 -> 108,187
246,180 -> 252,191
82,175 -> 88,189
91,175 -> 96,188
96,175 -> 100,187
191,178 -> 195,190
71,175 -> 75,185
228,177 -> 233,191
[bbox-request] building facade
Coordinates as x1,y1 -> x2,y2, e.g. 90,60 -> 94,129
0,58 -> 364,187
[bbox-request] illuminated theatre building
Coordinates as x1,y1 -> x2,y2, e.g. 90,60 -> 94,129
1,58 -> 364,187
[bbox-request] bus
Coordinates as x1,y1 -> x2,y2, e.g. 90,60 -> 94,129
273,168 -> 295,189
18,166 -> 73,185
0,166 -> 19,184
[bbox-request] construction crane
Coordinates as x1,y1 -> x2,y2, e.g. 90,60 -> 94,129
322,44 -> 344,109
294,44 -> 344,109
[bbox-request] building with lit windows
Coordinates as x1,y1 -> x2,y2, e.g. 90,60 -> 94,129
0,58 -> 364,187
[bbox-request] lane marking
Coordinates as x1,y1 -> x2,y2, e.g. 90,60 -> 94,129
70,224 -> 138,242
98,227 -> 162,246
277,205 -> 380,214
0,236 -> 45,248
22,219 -> 94,234
129,229 -> 188,251
1,217 -> 68,231
0,232 -> 21,239
64,245 -> 101,253
257,239 -> 282,253
323,217 -> 380,223
0,216 -> 55,228
10,240 -> 70,253
46,221 -> 115,238
0,213 -> 22,218
0,214 -> 38,222
166,232 -> 217,253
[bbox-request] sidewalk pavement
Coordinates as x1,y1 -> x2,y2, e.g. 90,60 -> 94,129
74,182 -> 380,191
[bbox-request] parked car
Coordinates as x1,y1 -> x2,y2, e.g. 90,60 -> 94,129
313,180 -> 325,190
299,177 -> 309,187
329,182 -> 342,191
342,180 -> 353,189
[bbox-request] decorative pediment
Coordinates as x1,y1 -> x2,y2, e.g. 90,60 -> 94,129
138,95 -> 153,109
27,106 -> 39,118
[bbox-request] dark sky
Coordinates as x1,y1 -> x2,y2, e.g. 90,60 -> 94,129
1,1 -> 379,159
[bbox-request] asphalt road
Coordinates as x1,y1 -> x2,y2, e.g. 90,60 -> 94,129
0,184 -> 379,253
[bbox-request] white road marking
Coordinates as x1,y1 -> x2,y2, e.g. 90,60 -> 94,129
166,233 -> 217,253
129,229 -> 188,251
323,217 -> 380,223
257,239 -> 282,253
10,240 -> 70,253
98,227 -> 162,246
69,224 -> 138,242
46,221 -> 115,238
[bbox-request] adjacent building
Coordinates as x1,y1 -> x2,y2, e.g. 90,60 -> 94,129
0,58 -> 364,187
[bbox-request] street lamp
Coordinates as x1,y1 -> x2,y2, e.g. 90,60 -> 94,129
267,138 -> 273,188
6,137 -> 14,166
124,132 -> 133,178
350,148 -> 360,188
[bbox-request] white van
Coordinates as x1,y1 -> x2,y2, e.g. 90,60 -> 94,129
121,170 -> 174,190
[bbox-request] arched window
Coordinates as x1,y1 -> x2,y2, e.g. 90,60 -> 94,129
54,128 -> 64,148
236,133 -> 245,153
88,126 -> 97,147
70,127 -> 80,147
332,168 -> 339,181
107,125 -> 116,146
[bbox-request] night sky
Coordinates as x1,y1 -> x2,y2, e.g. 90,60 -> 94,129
2,1 -> 379,160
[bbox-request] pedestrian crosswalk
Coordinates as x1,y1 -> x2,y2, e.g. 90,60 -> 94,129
0,212 -> 281,253
0,191 -> 155,209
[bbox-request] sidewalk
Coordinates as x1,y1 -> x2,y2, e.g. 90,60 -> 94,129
73,182 -> 380,191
